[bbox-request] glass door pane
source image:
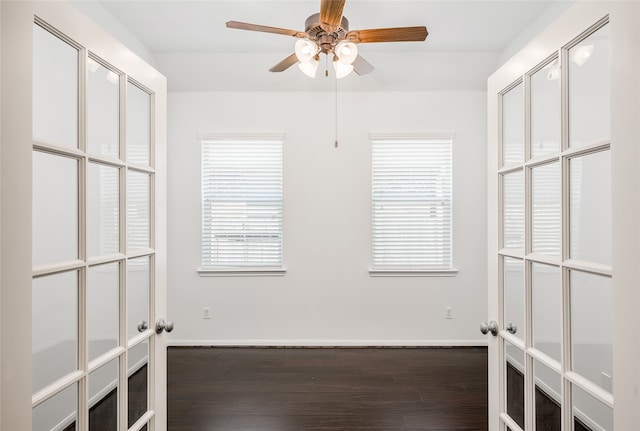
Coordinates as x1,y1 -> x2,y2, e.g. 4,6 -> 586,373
87,263 -> 120,361
127,256 -> 149,341
128,340 -> 149,427
502,83 -> 525,166
127,170 -> 150,251
531,60 -> 561,158
531,162 -> 561,256
87,59 -> 120,158
87,163 -> 120,258
569,150 -> 611,265
127,83 -> 151,166
570,270 -> 613,394
503,257 -> 524,344
32,271 -> 78,394
534,360 -> 561,431
572,384 -> 612,431
568,25 -> 610,148
89,358 -> 119,430
532,263 -> 561,363
32,151 -> 79,266
33,24 -> 78,149
503,171 -> 525,251
32,383 -> 78,431
505,341 -> 525,430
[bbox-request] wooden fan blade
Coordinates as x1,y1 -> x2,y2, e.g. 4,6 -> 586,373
347,26 -> 428,43
320,0 -> 346,31
352,55 -> 375,76
226,21 -> 305,38
269,53 -> 299,72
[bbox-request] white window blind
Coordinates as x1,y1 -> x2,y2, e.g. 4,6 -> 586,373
371,137 -> 453,271
201,136 -> 283,269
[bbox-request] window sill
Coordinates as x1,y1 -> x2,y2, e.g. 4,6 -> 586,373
197,267 -> 286,277
369,267 -> 458,277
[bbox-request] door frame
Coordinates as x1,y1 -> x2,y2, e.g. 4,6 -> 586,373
0,2 -> 167,429
487,1 -> 640,430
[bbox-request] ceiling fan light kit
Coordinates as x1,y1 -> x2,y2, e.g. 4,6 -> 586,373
333,61 -> 354,79
295,38 -> 319,63
298,58 -> 320,78
226,0 -> 428,79
335,41 -> 358,65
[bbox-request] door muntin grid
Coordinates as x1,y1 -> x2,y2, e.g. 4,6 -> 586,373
32,20 -> 157,431
497,17 -> 612,431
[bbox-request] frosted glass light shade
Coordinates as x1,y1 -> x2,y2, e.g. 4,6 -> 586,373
298,59 -> 319,78
335,41 -> 358,64
333,60 -> 354,79
295,39 -> 318,63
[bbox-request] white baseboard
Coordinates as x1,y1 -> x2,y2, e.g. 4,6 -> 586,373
167,339 -> 488,347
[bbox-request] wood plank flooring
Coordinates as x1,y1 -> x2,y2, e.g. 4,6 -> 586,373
167,347 -> 488,430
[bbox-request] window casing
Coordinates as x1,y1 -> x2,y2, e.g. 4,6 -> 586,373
200,135 -> 284,273
370,135 -> 454,274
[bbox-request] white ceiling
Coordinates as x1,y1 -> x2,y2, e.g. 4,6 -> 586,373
95,0 -> 569,92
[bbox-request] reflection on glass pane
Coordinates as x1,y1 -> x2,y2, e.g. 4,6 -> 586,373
532,163 -> 560,256
570,150 -> 611,265
569,24 -> 610,148
89,358 -> 118,430
88,163 -> 120,257
128,340 -> 149,427
505,341 -> 525,430
33,151 -> 78,266
534,360 -> 561,431
127,170 -> 150,251
531,61 -> 561,158
33,271 -> 78,394
532,263 -> 561,363
32,383 -> 77,431
88,263 -> 119,362
88,59 -> 119,158
502,83 -> 524,165
33,24 -> 78,149
127,82 -> 151,165
572,384 -> 613,431
503,171 -> 524,250
571,270 -> 613,394
127,256 -> 149,340
503,257 -> 524,343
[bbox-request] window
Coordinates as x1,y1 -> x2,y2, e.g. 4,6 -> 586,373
370,135 -> 454,274
200,135 -> 284,273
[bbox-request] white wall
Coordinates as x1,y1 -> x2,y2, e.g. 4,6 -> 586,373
496,0 -> 575,68
167,90 -> 488,345
69,0 -> 158,68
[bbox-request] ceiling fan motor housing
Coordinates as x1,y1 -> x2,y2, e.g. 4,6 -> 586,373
305,13 -> 349,53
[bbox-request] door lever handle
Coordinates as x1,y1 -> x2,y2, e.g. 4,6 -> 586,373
480,320 -> 499,336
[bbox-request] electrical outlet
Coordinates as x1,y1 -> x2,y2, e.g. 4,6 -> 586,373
203,307 -> 211,319
445,306 -> 453,319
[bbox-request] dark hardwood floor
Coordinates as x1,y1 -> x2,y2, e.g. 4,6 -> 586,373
167,347 -> 488,431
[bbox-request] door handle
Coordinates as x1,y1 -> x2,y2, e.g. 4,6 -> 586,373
137,320 -> 148,332
155,318 -> 175,334
506,321 -> 518,334
480,320 -> 499,336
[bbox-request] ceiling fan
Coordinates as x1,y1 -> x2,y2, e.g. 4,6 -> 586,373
226,0 -> 428,79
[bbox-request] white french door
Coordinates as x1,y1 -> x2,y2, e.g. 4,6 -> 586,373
1,2 -> 167,430
487,2 -> 640,431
